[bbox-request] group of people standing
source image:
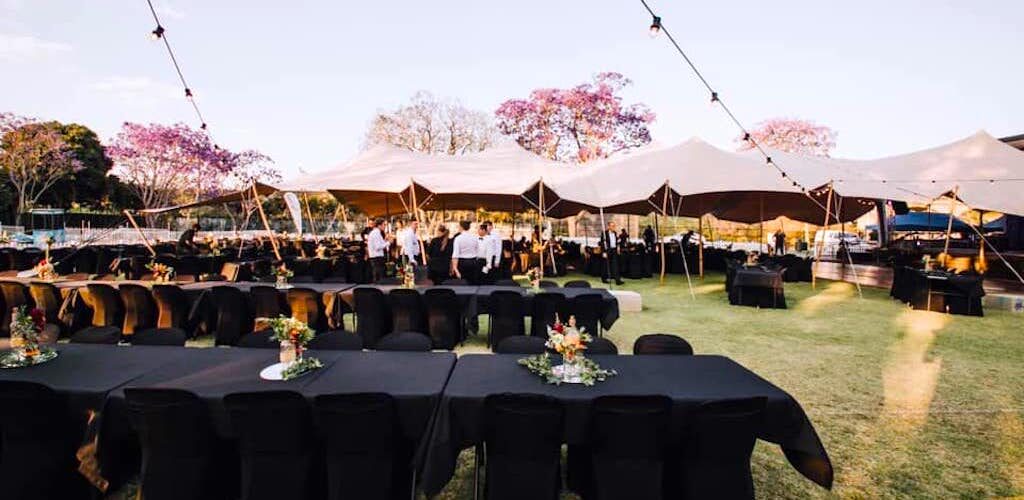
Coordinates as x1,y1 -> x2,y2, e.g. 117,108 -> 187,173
361,219 -> 507,285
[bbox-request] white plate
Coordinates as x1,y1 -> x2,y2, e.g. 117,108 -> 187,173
259,362 -> 293,381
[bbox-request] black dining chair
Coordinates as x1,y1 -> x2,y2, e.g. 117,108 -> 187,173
569,293 -> 604,337
493,335 -> 547,354
0,381 -> 90,499
70,325 -> 123,344
225,391 -> 317,500
632,334 -> 694,356
489,291 -> 526,348
675,398 -> 766,500
308,330 -> 363,351
388,288 -> 427,335
353,287 -> 391,348
563,280 -> 592,288
374,331 -> 433,352
72,283 -> 125,343
530,292 -> 566,338
538,280 -> 559,289
126,388 -> 233,500
423,288 -> 461,350
211,286 -> 254,347
236,329 -> 276,349
28,281 -> 67,337
493,279 -> 521,287
131,327 -> 188,346
151,284 -> 192,334
575,395 -> 673,500
0,280 -> 30,334
287,287 -> 327,333
250,285 -> 285,321
314,393 -> 413,500
120,283 -> 158,336
478,394 -> 564,500
586,337 -> 619,355
441,278 -> 468,286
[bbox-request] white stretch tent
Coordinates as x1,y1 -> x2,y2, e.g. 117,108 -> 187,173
273,131 -> 1024,221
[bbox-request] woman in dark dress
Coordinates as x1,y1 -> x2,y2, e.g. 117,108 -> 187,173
426,225 -> 453,285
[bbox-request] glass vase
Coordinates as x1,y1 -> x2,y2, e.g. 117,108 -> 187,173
279,340 -> 296,364
275,276 -> 289,289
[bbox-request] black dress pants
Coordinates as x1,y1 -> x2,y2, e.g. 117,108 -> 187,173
370,257 -> 386,283
457,258 -> 479,285
603,250 -> 621,282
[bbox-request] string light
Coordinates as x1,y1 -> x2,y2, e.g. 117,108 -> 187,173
638,0 -> 826,210
649,16 -> 662,37
146,0 -> 211,137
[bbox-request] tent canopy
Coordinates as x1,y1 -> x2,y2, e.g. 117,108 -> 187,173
138,182 -> 277,214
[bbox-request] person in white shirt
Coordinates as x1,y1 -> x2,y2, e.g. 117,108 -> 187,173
599,220 -> 624,285
480,221 -> 503,283
450,221 -> 481,284
367,218 -> 391,282
400,220 -> 422,265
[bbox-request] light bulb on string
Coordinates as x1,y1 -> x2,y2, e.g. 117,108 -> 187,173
150,25 -> 165,40
649,16 -> 661,37
184,88 -> 193,98
710,91 -> 719,105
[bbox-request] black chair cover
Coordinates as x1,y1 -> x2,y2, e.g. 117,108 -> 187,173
132,327 -> 188,346
375,331 -> 432,352
569,293 -> 603,337
308,330 -> 363,351
225,391 -> 316,500
70,326 -> 122,344
388,288 -> 427,335
563,280 -> 592,288
482,394 -> 564,500
314,393 -> 411,500
120,284 -> 157,336
632,334 -> 694,356
151,284 -> 191,332
530,293 -> 566,338
354,287 -> 391,348
211,286 -> 253,346
28,281 -> 66,336
489,291 -> 526,348
0,280 -> 30,334
587,337 -> 619,355
441,279 -> 468,286
493,335 -> 547,355
82,283 -> 123,328
250,285 -> 285,320
676,398 -> 766,500
423,288 -> 461,350
538,280 -> 559,289
493,279 -> 521,287
236,329 -> 276,349
287,288 -> 327,333
583,395 -> 672,500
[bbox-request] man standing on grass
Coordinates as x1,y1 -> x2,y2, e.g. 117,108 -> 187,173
600,221 -> 625,285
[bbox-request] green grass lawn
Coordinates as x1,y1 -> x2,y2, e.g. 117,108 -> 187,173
431,272 -> 1024,499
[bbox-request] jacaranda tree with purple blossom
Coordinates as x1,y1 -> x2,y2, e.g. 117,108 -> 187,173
495,72 -> 656,163
0,113 -> 83,224
107,122 -> 277,225
736,118 -> 837,157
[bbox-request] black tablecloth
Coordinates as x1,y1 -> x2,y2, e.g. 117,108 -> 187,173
891,268 -> 984,316
730,268 -> 787,309
417,354 -> 832,495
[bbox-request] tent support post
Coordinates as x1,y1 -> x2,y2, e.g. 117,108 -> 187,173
942,186 -> 960,264
408,180 -> 427,265
123,210 -> 156,257
759,193 -> 765,254
302,192 -> 318,242
698,215 -> 704,279
538,179 -> 546,279
659,181 -> 669,284
833,191 -> 864,299
252,182 -> 281,261
599,207 -> 612,290
812,183 -> 834,290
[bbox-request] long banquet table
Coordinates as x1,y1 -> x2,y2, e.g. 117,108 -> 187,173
0,343 -> 456,492
417,353 -> 833,495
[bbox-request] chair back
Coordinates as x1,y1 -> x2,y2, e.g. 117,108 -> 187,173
569,293 -> 603,336
211,286 -> 253,346
678,398 -> 765,500
72,247 -> 99,275
423,288 -> 461,350
388,288 -> 427,334
236,329 -> 275,348
0,280 -> 29,333
564,280 -> 591,288
70,326 -> 122,344
489,290 -> 525,348
120,284 -> 158,335
82,283 -> 124,328
494,335 -> 547,354
0,381 -> 86,499
632,334 -> 694,355
494,279 -> 520,287
288,287 -> 326,332
151,284 -> 190,330
28,281 -> 64,334
307,330 -> 363,351
375,331 -> 432,351
483,394 -> 564,500
441,278 -> 467,286
538,280 -> 559,288
250,286 -> 284,320
353,287 -> 391,348
588,395 -> 673,500
530,292 -> 566,338
587,337 -> 619,355
125,388 -> 225,500
314,393 -> 410,500
225,391 -> 315,500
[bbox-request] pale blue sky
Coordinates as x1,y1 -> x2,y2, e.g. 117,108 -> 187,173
1,0 -> 1021,180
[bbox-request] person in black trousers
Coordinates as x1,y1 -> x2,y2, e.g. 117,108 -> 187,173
599,221 -> 625,285
426,225 -> 453,285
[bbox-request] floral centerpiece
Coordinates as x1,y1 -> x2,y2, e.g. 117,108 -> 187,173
526,267 -> 542,291
518,315 -> 616,385
146,262 -> 174,282
396,262 -> 415,288
255,315 -> 322,380
34,258 -> 58,281
0,307 -> 58,368
204,236 -> 222,256
274,264 -> 294,289
315,244 -> 328,259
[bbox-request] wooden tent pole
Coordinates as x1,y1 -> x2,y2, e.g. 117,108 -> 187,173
252,183 -> 281,261
301,192 -> 318,242
659,181 -> 669,283
812,183 -> 834,290
942,186 -> 960,265
408,180 -> 427,265
123,210 -> 156,257
698,215 -> 704,279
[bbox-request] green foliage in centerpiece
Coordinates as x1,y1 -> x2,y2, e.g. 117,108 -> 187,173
255,315 -> 321,380
518,353 -> 617,386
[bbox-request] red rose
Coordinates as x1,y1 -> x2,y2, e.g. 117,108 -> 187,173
29,308 -> 46,331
